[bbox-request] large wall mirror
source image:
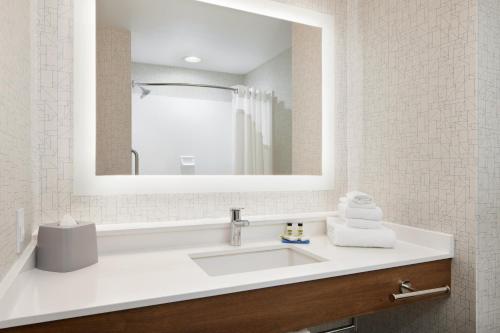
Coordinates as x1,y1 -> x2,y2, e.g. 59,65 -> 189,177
95,0 -> 322,176
73,0 -> 334,194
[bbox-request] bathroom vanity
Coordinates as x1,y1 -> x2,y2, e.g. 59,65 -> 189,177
0,0 -> 451,331
0,213 -> 453,332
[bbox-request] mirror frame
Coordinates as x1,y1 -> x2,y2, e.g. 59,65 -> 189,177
73,0 -> 335,195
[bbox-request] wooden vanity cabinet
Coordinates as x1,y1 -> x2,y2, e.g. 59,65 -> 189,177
3,259 -> 451,333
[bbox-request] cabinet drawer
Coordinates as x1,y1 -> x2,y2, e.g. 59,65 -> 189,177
3,259 -> 451,333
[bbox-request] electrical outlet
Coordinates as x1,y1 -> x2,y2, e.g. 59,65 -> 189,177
16,208 -> 25,254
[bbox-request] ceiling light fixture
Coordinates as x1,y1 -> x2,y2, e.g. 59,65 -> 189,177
184,56 -> 202,63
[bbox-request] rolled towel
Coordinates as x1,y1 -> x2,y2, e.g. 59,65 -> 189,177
346,218 -> 383,229
345,206 -> 383,221
346,191 -> 374,206
327,220 -> 396,248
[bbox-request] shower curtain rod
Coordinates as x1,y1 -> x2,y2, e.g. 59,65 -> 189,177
132,81 -> 239,93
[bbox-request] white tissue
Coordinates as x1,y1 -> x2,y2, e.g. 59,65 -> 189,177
60,214 -> 78,227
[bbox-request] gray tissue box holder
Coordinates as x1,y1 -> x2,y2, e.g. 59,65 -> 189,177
36,222 -> 98,272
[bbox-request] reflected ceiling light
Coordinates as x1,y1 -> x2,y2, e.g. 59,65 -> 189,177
184,56 -> 202,63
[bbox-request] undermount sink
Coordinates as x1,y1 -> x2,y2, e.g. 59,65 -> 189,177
189,245 -> 326,276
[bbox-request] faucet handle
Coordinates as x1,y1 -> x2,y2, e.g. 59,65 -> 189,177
230,208 -> 244,221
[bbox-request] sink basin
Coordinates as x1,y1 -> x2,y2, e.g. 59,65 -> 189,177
189,245 -> 326,276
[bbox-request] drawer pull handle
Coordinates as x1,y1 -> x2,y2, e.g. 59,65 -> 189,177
390,281 -> 450,302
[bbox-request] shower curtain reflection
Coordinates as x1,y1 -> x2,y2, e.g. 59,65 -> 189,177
232,87 -> 273,175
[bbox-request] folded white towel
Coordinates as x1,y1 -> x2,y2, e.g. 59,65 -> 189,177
339,196 -> 348,203
345,206 -> 383,221
347,199 -> 376,209
327,220 -> 396,248
346,191 -> 365,199
346,218 -> 383,229
337,202 -> 347,216
346,191 -> 374,206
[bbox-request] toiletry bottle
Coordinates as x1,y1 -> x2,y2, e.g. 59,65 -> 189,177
286,223 -> 293,236
297,223 -> 304,239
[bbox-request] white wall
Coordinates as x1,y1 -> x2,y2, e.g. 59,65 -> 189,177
132,63 -> 243,175
132,93 -> 233,175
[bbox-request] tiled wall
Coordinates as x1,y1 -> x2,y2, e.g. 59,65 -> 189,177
350,0 -> 477,332
477,0 -> 500,331
345,0 -> 363,191
33,0 -> 73,227
0,0 -> 32,280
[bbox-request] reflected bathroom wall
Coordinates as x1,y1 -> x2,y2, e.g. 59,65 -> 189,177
96,26 -> 132,175
131,63 -> 243,175
95,0 -> 323,176
292,23 -> 322,176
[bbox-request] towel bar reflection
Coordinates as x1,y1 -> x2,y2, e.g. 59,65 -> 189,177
131,149 -> 139,175
390,281 -> 450,302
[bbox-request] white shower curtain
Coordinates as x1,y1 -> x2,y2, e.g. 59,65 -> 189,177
232,86 -> 273,175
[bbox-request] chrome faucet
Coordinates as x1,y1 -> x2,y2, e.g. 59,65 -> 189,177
230,208 -> 250,246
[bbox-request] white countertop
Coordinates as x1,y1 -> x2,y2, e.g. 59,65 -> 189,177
0,216 -> 453,329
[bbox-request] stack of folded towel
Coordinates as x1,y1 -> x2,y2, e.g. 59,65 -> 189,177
329,191 -> 396,248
